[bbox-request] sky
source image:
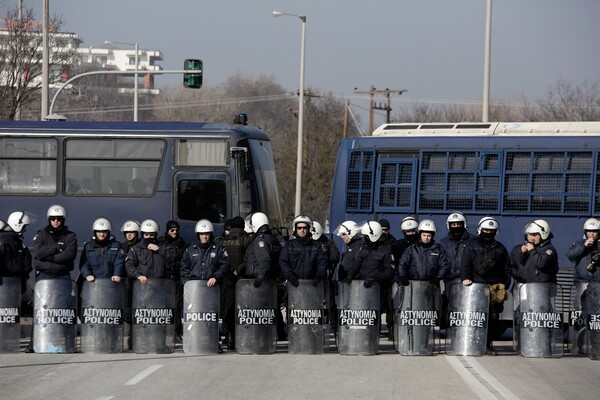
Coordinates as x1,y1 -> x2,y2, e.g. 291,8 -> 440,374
15,0 -> 600,126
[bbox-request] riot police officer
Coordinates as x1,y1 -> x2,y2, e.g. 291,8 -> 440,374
121,220 -> 141,255
240,212 -> 284,339
396,219 -> 450,286
125,219 -> 176,283
567,217 -> 600,283
460,217 -> 510,354
279,215 -> 328,287
180,219 -> 230,285
510,219 -> 558,283
391,216 -> 419,267
0,212 -> 32,290
311,221 -> 340,332
79,217 -> 125,282
348,221 -> 395,286
34,205 -> 78,281
335,220 -> 363,282
217,216 -> 251,350
440,212 -> 476,288
241,212 -> 281,286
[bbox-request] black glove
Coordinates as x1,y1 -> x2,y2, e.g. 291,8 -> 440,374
400,277 -> 409,286
363,279 -> 374,288
312,277 -> 322,287
288,275 -> 299,287
253,277 -> 264,288
430,277 -> 440,286
342,276 -> 353,284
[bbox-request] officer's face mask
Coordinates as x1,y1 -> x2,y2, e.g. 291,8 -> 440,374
449,223 -> 465,239
480,230 -> 496,244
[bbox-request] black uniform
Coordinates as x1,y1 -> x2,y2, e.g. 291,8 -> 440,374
216,225 -> 252,349
510,238 -> 558,283
180,240 -> 230,283
241,225 -> 281,285
125,237 -> 176,279
33,224 -> 78,280
279,236 -> 328,282
158,223 -> 186,336
0,229 -> 32,288
567,238 -> 600,283
461,235 -> 511,346
396,240 -> 450,284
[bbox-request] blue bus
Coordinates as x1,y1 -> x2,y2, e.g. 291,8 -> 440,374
329,121 -> 600,323
0,120 -> 284,245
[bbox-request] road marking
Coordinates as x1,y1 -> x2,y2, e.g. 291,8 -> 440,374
445,355 -> 520,400
124,364 -> 164,386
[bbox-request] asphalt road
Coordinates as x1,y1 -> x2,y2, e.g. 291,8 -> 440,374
1,337 -> 598,400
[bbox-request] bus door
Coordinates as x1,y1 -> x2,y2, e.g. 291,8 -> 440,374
174,172 -> 230,243
374,157 -> 418,214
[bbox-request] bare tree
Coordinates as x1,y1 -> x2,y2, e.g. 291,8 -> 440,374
0,7 -> 75,119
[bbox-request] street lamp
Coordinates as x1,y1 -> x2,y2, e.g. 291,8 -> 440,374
272,10 -> 306,217
104,40 -> 139,121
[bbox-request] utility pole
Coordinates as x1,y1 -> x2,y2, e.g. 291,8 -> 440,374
354,86 -> 407,133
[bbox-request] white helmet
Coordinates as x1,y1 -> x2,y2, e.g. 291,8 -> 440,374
446,212 -> 468,230
334,220 -> 357,238
584,218 -> 600,231
292,215 -> 313,230
361,221 -> 383,242
250,212 -> 269,233
524,219 -> 550,240
418,219 -> 437,234
121,220 -> 141,234
7,211 -> 30,233
244,218 -> 254,234
140,218 -> 159,233
93,217 -> 112,232
400,216 -> 419,232
477,216 -> 499,235
195,219 -> 214,233
47,204 -> 67,219
311,221 -> 324,240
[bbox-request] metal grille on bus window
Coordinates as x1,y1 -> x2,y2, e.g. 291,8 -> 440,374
418,151 -> 500,213
503,151 -> 593,214
346,150 -> 375,212
595,156 -> 600,214
378,163 -> 413,208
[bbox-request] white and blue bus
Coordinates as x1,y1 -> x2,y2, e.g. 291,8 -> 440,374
329,121 -> 600,318
0,120 -> 284,244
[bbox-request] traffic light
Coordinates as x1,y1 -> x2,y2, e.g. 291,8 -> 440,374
183,59 -> 202,88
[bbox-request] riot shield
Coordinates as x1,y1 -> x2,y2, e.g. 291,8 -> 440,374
568,282 -> 588,355
235,279 -> 277,355
0,277 -> 21,353
182,280 -> 220,355
33,279 -> 77,353
585,282 -> 600,360
337,280 -> 380,356
80,279 -> 125,353
287,279 -> 326,354
512,282 -> 523,352
446,283 -> 489,356
395,280 -> 439,356
518,283 -> 563,358
132,278 -> 176,354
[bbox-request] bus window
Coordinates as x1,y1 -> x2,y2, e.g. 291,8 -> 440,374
176,138 -> 229,166
64,138 -> 164,196
177,179 -> 226,223
0,138 -> 57,195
